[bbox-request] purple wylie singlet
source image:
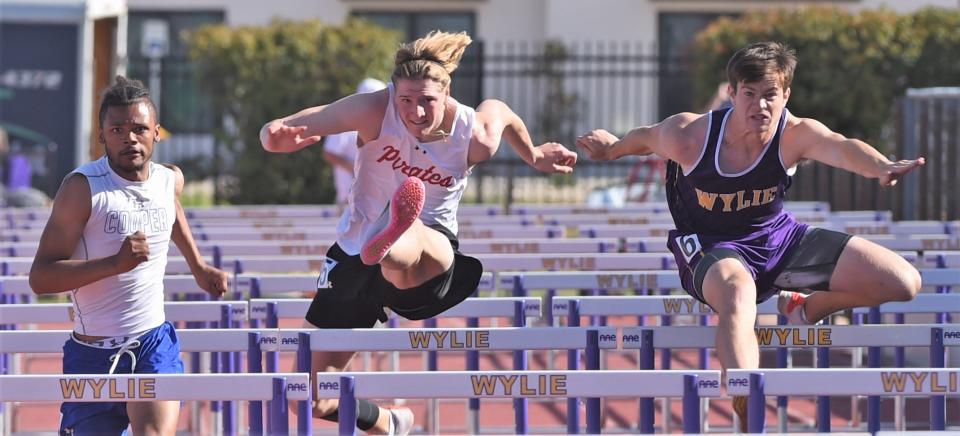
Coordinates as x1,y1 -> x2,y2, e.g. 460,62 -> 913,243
665,107 -> 808,301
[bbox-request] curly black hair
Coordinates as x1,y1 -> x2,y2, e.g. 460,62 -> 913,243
97,75 -> 158,126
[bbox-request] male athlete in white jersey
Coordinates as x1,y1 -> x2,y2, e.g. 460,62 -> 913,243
261,31 -> 577,435
30,76 -> 229,435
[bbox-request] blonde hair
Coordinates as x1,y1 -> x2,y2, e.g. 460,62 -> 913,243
392,31 -> 472,90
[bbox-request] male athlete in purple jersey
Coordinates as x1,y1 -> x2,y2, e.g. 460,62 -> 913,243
577,42 -> 923,430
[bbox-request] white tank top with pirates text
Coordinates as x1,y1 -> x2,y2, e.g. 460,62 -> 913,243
337,82 -> 475,255
69,157 -> 175,336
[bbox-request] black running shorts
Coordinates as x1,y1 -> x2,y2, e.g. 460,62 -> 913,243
305,224 -> 483,328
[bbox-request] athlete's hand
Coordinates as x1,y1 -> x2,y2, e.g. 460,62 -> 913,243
531,142 -> 578,174
194,264 -> 229,299
576,129 -> 620,161
115,231 -> 149,273
879,157 -> 925,187
260,120 -> 322,152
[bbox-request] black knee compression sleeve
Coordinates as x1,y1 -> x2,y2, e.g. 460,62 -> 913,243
320,399 -> 380,431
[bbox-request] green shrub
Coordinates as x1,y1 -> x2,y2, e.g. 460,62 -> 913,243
186,18 -> 399,204
690,7 -> 960,153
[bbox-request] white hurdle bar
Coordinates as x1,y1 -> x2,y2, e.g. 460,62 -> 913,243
1,237 -> 624,258
0,373 -> 308,434
624,324 -> 957,433
318,369 -> 722,435
728,368 -> 960,433
0,327 -> 617,434
0,301 -> 247,324
248,297 -> 541,326
296,326 -> 616,435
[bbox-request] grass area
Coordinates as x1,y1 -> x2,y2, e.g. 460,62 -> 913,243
180,180 -> 220,207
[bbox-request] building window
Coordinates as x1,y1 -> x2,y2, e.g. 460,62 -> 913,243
127,11 -> 224,133
657,12 -> 738,118
352,11 -> 481,106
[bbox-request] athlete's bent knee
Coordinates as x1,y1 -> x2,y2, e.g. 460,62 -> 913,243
892,267 -> 921,301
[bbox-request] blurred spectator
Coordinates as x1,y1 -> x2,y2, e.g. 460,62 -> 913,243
705,81 -> 733,111
0,126 -> 52,207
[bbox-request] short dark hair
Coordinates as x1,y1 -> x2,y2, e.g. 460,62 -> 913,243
726,42 -> 797,92
97,75 -> 157,126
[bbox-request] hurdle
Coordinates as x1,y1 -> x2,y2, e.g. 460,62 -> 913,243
0,325 -> 617,435
0,328 -> 321,434
247,294 -> 536,389
922,251 -> 960,268
728,368 -> 960,433
248,297 -> 539,326
1,237 -> 626,259
0,301 -> 247,325
0,373 -> 306,435
622,324 -> 954,433
297,326 -> 616,434
315,369 -> 721,435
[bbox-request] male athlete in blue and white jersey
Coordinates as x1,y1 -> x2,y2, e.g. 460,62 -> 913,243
30,76 -> 229,435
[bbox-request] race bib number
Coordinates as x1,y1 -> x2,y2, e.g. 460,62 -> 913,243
674,234 -> 702,263
317,258 -> 337,289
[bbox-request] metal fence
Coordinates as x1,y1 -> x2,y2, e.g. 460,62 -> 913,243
133,45 -> 959,215
789,88 -> 960,221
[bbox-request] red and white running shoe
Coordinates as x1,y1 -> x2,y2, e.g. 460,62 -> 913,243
777,290 -> 819,325
360,177 -> 426,265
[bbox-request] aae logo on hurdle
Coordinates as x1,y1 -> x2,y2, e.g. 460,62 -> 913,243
258,332 -> 300,351
524,301 -> 541,317
943,329 -> 960,346
599,333 -> 618,347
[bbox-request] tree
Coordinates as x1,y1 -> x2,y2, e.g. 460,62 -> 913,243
690,7 -> 960,153
187,18 -> 399,203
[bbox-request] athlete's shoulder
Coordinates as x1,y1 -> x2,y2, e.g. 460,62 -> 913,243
661,112 -> 710,151
781,112 -> 837,143
661,112 -> 708,139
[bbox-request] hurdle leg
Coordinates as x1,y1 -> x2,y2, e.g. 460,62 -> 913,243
467,316 -> 480,435
388,317 -> 403,405
513,301 -> 529,435
424,317 -> 440,434
850,312 -> 863,430
248,333 -> 264,435
567,302 -> 581,434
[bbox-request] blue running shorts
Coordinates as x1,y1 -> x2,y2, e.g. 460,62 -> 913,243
59,322 -> 183,435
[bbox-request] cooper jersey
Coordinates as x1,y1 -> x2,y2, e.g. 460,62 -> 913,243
336,82 -> 475,255
69,157 -> 176,336
666,107 -> 793,237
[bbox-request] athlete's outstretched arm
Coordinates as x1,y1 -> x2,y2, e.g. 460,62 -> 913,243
29,175 -> 146,294
576,112 -> 700,162
260,90 -> 385,153
794,118 -> 925,187
469,99 -> 577,173
165,164 -> 229,298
